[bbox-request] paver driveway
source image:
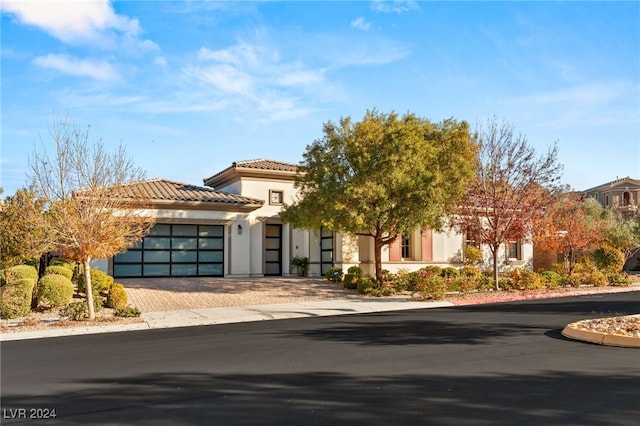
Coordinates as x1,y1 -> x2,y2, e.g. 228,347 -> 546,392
121,277 -> 360,312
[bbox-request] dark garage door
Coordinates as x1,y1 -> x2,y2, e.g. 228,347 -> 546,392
113,224 -> 224,278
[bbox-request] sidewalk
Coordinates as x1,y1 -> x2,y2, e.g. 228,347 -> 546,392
2,278 -> 639,343
0,297 -> 453,341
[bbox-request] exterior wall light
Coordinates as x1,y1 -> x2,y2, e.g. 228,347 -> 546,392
238,224 -> 243,234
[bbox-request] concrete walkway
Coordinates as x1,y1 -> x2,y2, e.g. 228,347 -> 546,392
2,277 -> 639,343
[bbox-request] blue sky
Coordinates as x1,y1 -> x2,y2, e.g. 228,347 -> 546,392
2,1 -> 639,197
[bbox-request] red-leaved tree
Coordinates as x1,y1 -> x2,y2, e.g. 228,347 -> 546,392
453,118 -> 564,289
535,194 -> 609,274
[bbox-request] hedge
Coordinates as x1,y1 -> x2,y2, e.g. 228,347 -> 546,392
0,278 -> 36,319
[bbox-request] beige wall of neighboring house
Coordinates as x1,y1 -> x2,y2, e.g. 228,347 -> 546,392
581,177 -> 640,219
97,159 -> 534,280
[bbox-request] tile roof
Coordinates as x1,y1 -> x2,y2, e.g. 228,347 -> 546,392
203,158 -> 300,189
233,159 -> 299,172
97,179 -> 264,206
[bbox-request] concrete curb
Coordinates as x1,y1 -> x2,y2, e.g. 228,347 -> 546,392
0,298 -> 454,341
561,320 -> 640,349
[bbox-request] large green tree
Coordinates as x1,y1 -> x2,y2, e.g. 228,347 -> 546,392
0,187 -> 51,283
280,110 -> 478,283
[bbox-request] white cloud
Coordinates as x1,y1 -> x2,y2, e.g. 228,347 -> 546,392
371,0 -> 419,14
154,56 -> 168,67
351,17 -> 371,31
277,69 -> 325,87
33,54 -> 119,81
183,63 -> 255,95
1,0 -> 146,48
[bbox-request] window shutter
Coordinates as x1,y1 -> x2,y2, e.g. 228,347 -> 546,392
421,229 -> 433,261
389,235 -> 402,261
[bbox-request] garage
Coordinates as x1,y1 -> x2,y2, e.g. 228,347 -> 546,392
113,223 -> 225,278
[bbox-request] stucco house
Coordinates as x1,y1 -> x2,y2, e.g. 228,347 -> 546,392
581,176 -> 640,219
95,159 -> 533,279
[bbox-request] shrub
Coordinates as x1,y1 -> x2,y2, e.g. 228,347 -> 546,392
498,277 -> 515,290
421,265 -> 442,276
78,269 -> 114,294
414,270 -> 447,300
325,267 -> 344,282
3,265 -> 38,285
518,269 -> 543,290
448,276 -> 478,293
357,277 -> 377,294
48,258 -> 75,271
60,301 -> 89,320
44,265 -> 74,280
591,245 -> 625,275
608,273 -> 632,287
582,270 -> 608,287
0,278 -> 36,319
540,270 -> 562,289
460,266 -> 482,280
347,265 -> 363,277
562,274 -> 582,288
343,273 -> 359,289
37,274 -> 74,308
552,262 -> 570,277
464,246 -> 482,265
115,306 -> 141,317
441,267 -> 460,278
106,283 -> 128,309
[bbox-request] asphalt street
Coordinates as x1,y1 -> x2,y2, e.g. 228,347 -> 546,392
2,291 -> 639,425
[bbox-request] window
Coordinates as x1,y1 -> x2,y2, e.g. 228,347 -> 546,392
465,227 -> 481,248
401,234 -> 411,259
269,190 -> 283,205
507,241 -> 521,260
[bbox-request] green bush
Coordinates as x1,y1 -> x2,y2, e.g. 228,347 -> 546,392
591,245 -> 625,275
44,265 -> 74,280
460,266 -> 482,280
441,267 -> 460,278
3,265 -> 38,285
464,246 -> 482,265
421,265 -> 442,276
414,270 -> 447,300
518,269 -> 544,290
60,301 -> 89,320
582,270 -> 608,287
115,306 -> 141,317
498,277 -> 515,290
347,266 -> 363,277
343,273 -> 359,289
49,258 -> 75,271
0,278 -> 36,319
106,283 -> 128,309
37,274 -> 74,308
448,276 -> 478,293
325,267 -> 344,282
357,277 -> 377,294
562,274 -> 582,288
607,273 -> 632,287
78,269 -> 114,294
540,270 -> 563,289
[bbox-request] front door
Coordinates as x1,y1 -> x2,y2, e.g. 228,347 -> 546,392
265,224 -> 282,276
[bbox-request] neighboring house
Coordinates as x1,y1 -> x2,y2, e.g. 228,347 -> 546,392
581,177 -> 640,219
95,159 -> 533,279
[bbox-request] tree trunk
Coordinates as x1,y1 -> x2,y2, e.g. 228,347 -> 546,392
83,258 -> 95,320
492,244 -> 500,290
374,236 -> 384,284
